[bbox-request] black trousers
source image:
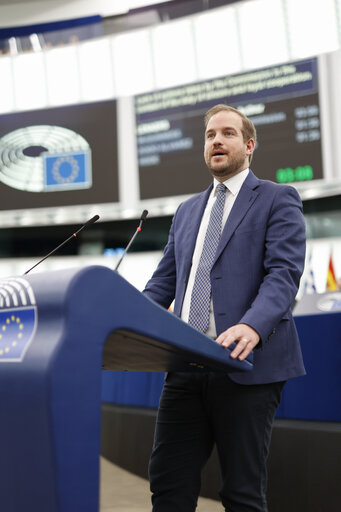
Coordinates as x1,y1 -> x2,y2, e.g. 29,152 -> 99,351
149,372 -> 284,512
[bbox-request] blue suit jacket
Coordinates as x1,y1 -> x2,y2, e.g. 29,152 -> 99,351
144,171 -> 306,384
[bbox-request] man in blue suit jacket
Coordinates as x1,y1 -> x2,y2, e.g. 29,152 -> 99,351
144,104 -> 306,511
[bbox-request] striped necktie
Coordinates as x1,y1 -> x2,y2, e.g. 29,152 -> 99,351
188,183 -> 226,333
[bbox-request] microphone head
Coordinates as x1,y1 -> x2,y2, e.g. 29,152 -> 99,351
140,210 -> 149,221
85,214 -> 100,227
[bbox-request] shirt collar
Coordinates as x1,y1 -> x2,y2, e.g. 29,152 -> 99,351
213,168 -> 249,196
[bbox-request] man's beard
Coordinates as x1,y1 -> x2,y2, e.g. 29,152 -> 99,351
207,151 -> 247,179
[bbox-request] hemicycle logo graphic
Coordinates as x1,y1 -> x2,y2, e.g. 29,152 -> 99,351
0,277 -> 37,363
0,125 -> 92,192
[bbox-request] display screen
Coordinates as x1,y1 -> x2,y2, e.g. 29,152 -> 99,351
0,100 -> 118,210
135,58 -> 323,199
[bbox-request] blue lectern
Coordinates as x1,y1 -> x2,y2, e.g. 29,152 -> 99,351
0,266 -> 252,512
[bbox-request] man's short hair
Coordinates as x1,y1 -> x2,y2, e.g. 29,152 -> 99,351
204,104 -> 257,163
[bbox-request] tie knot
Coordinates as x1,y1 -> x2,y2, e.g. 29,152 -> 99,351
216,183 -> 226,195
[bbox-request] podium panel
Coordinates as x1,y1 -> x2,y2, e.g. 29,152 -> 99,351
276,292 -> 341,421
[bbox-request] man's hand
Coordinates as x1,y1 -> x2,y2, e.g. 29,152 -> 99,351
215,323 -> 260,361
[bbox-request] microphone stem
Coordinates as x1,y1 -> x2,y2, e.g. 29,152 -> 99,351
23,215 -> 99,275
115,228 -> 140,272
23,234 -> 76,275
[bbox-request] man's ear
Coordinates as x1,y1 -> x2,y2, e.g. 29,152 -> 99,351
246,138 -> 255,157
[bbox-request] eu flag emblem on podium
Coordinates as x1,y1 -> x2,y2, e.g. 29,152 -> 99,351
0,307 -> 36,362
43,150 -> 92,191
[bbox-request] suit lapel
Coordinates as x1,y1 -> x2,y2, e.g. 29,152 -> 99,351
213,171 -> 259,265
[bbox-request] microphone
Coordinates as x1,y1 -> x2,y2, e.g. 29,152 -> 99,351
115,210 -> 148,272
23,215 -> 100,275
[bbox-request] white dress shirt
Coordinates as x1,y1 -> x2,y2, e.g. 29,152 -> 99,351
181,168 -> 250,338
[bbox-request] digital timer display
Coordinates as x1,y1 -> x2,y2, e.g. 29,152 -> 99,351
276,165 -> 314,183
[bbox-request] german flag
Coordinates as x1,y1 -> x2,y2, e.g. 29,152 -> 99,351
326,253 -> 338,291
